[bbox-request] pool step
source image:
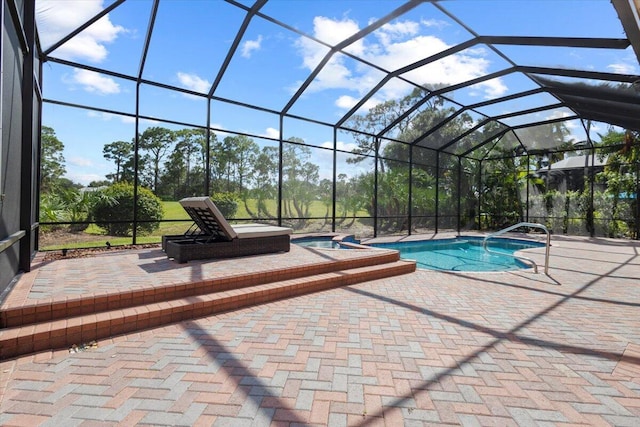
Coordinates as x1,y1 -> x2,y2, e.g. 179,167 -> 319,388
0,258 -> 415,360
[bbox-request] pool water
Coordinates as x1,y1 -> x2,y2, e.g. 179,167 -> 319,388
369,237 -> 544,272
292,237 -> 342,249
292,235 -> 361,249
291,238 -> 340,249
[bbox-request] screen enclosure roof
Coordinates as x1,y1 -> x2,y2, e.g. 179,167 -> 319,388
35,0 -> 640,161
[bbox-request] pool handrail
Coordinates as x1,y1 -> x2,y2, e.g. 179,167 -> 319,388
483,222 -> 550,274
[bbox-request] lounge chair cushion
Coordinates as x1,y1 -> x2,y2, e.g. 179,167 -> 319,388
234,225 -> 292,239
179,197 -> 238,240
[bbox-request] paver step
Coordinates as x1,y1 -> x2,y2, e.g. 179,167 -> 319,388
0,250 -> 400,329
0,260 -> 415,360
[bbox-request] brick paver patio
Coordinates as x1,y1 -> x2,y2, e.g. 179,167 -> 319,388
1,235 -> 639,426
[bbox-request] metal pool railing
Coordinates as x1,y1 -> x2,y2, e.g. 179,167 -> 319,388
483,222 -> 551,274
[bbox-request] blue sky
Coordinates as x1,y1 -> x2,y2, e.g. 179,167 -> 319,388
35,0 -> 640,185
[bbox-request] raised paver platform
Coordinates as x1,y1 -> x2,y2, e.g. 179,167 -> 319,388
0,244 -> 414,359
1,235 -> 639,426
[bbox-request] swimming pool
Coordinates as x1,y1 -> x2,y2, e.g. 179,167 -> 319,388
368,236 -> 545,272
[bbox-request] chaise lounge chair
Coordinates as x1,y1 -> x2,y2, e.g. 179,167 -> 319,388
163,196 -> 293,263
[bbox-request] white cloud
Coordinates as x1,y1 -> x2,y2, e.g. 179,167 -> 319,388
36,0 -> 125,62
67,68 -> 120,95
69,157 -> 94,167
373,20 -> 419,49
294,16 -> 507,106
546,110 -> 574,121
335,95 -> 358,109
94,113 -> 156,125
295,26 -> 333,71
607,62 -> 636,74
371,34 -> 449,70
242,35 -> 263,58
471,77 -> 508,100
379,41 -> 505,99
86,111 -> 160,126
177,72 -> 211,93
322,140 -> 358,152
87,111 -> 114,120
335,95 -> 378,112
263,127 -> 280,139
314,16 -> 361,48
65,172 -> 104,186
294,17 -> 378,95
421,18 -> 450,30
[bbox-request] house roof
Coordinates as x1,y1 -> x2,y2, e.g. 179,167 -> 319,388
538,154 -> 608,172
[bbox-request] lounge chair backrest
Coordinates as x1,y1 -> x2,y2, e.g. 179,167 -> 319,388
179,197 -> 238,241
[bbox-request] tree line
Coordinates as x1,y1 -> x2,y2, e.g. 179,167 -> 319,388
39,85 -> 640,238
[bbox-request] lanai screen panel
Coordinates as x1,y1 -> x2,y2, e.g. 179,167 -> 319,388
214,16 -> 320,111
482,132 -> 524,161
500,44 -> 635,72
36,0 -> 150,77
398,44 -> 512,96
209,100 -> 280,140
440,73 -> 541,108
41,62 -> 137,115
31,0 -> 640,241
500,107 -> 577,129
442,0 -> 626,38
372,87 -> 439,142
346,1 -> 473,71
474,92 -> 563,123
355,78 -> 430,141
143,1 -> 246,93
288,52 -> 387,124
446,122 -> 510,157
415,109 -> 487,152
514,123 -> 574,152
399,95 -> 470,147
36,0 -> 640,173
282,118 -> 334,149
259,0 -> 402,41
138,83 -> 208,126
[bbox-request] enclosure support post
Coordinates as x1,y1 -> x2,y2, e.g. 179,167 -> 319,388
477,160 -> 482,231
277,115 -> 284,227
636,161 -> 639,240
589,149 -> 595,237
408,146 -> 413,236
456,156 -> 461,233
132,85 -> 142,244
132,84 -> 141,245
332,127 -> 337,233
526,155 -> 530,223
19,0 -> 36,272
435,152 -> 440,234
132,0 -> 158,245
205,102 -> 212,196
373,137 -> 379,238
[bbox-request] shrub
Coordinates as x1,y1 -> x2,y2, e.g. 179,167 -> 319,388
211,192 -> 239,218
38,193 -> 67,232
92,183 -> 163,236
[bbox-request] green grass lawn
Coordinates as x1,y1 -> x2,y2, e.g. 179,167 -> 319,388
39,199 -> 354,250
